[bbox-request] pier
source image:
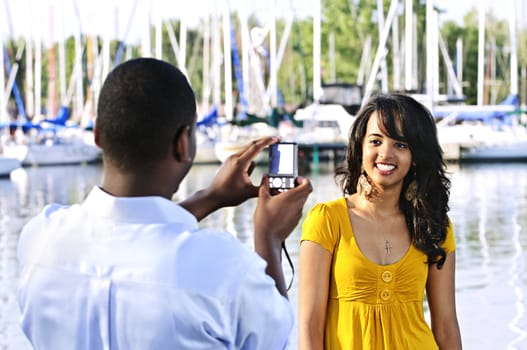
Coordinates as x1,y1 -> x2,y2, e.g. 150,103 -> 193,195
297,142 -> 347,173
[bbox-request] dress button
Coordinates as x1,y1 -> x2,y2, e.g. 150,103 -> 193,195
381,270 -> 393,283
380,289 -> 392,301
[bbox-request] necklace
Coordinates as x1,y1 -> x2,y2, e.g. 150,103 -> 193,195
362,203 -> 395,256
384,239 -> 392,255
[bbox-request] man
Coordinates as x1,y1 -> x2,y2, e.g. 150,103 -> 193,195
17,58 -> 312,349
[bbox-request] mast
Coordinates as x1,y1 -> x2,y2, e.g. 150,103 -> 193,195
47,5 -> 57,118
477,0 -> 486,105
357,36 -> 372,86
179,9 -> 187,74
425,0 -> 438,106
140,0 -> 152,57
25,2 -> 34,118
58,0 -> 67,105
404,0 -> 413,91
362,0 -> 398,105
222,0 -> 233,120
72,0 -> 84,121
212,0 -> 221,108
269,0 -> 277,108
456,37 -> 463,91
155,3 -> 163,59
376,0 -> 388,93
0,20 -> 5,124
239,0 -> 250,112
392,5 -> 400,92
202,14 -> 211,113
35,2 -> 42,118
313,0 -> 322,101
509,0 -> 518,96
101,6 -> 112,83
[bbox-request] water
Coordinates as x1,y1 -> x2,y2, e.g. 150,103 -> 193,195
1,162 -> 526,349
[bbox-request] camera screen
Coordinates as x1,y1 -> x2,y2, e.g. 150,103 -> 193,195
270,143 -> 296,175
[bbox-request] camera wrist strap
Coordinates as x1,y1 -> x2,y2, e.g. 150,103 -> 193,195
281,241 -> 294,291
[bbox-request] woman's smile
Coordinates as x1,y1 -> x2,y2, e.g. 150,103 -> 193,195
375,162 -> 396,174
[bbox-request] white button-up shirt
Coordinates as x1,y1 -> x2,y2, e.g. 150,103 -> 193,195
17,186 -> 293,350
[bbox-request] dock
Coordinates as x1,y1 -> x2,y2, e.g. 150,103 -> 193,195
297,142 -> 347,172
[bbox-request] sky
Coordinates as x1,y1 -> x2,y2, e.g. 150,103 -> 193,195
0,0 -> 520,46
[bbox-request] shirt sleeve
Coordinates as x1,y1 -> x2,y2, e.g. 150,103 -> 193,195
301,201 -> 341,254
233,248 -> 294,350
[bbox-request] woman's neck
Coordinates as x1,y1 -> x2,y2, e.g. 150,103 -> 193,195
355,191 -> 401,219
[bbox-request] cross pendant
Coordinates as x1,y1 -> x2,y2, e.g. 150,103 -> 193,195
385,240 -> 392,255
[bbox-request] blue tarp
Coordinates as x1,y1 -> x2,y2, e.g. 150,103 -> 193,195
197,106 -> 219,128
433,94 -> 519,122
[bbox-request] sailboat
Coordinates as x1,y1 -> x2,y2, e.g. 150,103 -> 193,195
433,0 -> 527,162
0,155 -> 20,177
2,106 -> 102,166
292,83 -> 360,144
1,2 -> 101,167
435,94 -> 527,161
210,1 -> 278,164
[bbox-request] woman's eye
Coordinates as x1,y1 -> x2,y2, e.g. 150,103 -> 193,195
395,142 -> 408,149
369,139 -> 381,145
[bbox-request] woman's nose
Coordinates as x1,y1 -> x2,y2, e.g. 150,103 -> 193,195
378,144 -> 393,159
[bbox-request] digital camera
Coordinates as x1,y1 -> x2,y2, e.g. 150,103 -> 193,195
268,142 -> 298,190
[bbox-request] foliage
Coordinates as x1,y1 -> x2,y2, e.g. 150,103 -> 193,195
440,7 -> 526,104
2,1 -> 526,121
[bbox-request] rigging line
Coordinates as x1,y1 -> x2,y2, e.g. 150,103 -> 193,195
113,0 -> 139,67
228,3 -> 248,116
2,0 -> 28,121
2,47 -> 28,121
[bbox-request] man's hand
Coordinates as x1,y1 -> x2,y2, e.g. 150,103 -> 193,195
179,136 -> 280,221
253,174 -> 313,297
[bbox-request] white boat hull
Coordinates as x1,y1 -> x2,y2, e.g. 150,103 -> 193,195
460,141 -> 527,161
438,123 -> 527,161
0,156 -> 21,176
214,123 -> 276,164
194,131 -> 220,164
292,103 -> 355,144
3,142 -> 101,166
214,141 -> 268,164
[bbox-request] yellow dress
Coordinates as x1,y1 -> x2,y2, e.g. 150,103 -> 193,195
301,197 -> 456,350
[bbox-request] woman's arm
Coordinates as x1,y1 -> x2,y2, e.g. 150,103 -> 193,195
426,252 -> 463,350
298,240 -> 332,350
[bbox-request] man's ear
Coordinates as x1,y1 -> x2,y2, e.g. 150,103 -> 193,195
93,125 -> 101,147
173,125 -> 192,162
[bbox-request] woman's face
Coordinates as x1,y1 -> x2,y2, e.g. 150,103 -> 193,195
361,111 -> 413,193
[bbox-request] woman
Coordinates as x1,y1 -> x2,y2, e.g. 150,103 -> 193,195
298,94 -> 462,349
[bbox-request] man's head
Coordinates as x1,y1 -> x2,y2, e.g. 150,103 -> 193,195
95,58 -> 197,172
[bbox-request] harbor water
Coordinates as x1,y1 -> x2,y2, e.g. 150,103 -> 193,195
1,161 -> 526,349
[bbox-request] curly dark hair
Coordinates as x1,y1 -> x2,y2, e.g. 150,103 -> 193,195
96,58 -> 196,170
335,94 -> 451,269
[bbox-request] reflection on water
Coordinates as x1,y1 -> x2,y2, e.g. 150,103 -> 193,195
0,162 -> 526,349
449,163 -> 527,349
0,164 -> 103,350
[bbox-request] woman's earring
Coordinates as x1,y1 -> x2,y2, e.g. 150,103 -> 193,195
357,172 -> 372,196
405,180 -> 417,201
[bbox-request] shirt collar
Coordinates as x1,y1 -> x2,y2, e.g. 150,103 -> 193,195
82,186 -> 198,228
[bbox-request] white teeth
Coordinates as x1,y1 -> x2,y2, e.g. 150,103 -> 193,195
377,163 -> 395,171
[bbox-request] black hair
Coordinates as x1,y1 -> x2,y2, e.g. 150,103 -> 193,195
335,93 -> 451,268
96,58 -> 196,170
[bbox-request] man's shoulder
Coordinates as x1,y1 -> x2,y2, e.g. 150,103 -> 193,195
174,228 -> 255,264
